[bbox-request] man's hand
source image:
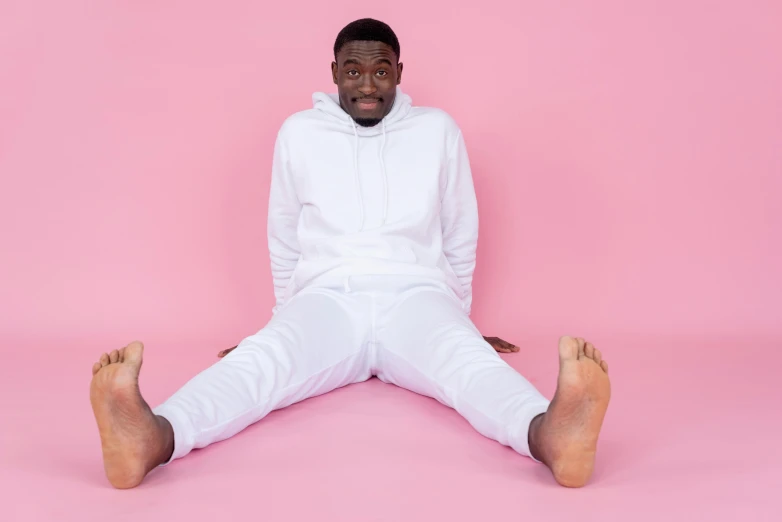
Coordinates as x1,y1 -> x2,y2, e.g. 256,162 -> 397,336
483,336 -> 520,353
217,346 -> 237,358
218,337 -> 519,357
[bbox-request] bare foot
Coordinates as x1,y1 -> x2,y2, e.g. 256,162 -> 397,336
89,341 -> 173,488
529,336 -> 611,487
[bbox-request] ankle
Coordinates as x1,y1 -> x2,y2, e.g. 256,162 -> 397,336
153,415 -> 175,467
527,412 -> 547,463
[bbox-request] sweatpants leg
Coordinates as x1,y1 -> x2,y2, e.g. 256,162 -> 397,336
153,289 -> 372,463
376,289 -> 550,458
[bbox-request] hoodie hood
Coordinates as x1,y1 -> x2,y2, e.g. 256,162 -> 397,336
312,86 -> 413,136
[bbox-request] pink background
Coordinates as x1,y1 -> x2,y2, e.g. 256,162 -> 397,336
1,1 -> 780,521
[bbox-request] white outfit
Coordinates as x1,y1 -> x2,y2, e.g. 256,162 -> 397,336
268,87 -> 477,316
153,88 -> 550,462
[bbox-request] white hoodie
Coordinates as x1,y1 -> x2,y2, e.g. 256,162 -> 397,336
268,87 -> 478,315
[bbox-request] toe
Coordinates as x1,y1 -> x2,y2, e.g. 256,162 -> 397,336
584,342 -> 595,360
593,348 -> 602,365
100,353 -> 110,367
119,347 -> 126,362
600,360 -> 609,374
124,341 -> 145,369
92,362 -> 101,375
109,350 -> 119,364
576,337 -> 586,358
558,336 -> 580,360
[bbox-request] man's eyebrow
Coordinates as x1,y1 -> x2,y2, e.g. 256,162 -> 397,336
342,58 -> 393,67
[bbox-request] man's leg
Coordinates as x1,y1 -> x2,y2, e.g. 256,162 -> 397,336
89,289 -> 372,489
376,289 -> 610,488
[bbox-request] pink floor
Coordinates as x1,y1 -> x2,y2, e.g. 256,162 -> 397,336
2,332 -> 778,521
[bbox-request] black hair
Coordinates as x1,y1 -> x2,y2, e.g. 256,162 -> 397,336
333,18 -> 400,61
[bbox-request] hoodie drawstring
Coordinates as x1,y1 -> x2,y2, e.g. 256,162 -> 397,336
351,118 -> 389,231
380,119 -> 388,226
350,119 -> 365,231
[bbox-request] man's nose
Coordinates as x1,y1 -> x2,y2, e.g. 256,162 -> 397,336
357,76 -> 377,96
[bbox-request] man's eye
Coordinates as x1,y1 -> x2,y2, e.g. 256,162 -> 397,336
347,70 -> 359,76
376,70 -> 387,76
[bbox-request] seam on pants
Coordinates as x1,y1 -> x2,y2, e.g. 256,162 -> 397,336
377,341 -> 509,428
380,342 -> 546,456
384,288 -> 494,375
379,288 -> 513,428
193,346 -> 367,441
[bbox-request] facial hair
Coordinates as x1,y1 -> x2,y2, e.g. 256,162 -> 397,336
353,117 -> 382,127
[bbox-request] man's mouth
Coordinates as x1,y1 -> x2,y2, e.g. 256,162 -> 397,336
354,98 -> 381,111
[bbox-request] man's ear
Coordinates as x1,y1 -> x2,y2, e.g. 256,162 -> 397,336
397,62 -> 404,85
331,62 -> 338,84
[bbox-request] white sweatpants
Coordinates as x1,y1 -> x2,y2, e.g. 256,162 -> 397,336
153,277 -> 550,462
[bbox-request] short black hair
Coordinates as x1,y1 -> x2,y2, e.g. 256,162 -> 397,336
333,18 -> 400,61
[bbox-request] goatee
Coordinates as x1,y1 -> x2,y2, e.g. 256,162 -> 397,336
353,117 -> 382,127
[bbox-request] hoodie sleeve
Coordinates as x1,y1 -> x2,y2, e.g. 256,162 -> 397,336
267,129 -> 302,314
441,130 -> 479,316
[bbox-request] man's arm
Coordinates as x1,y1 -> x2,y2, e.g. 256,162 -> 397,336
267,129 -> 302,315
441,130 -> 479,316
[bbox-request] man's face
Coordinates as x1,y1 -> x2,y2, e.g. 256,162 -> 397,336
332,41 -> 403,127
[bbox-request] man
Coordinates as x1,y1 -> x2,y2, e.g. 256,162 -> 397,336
89,18 -> 611,490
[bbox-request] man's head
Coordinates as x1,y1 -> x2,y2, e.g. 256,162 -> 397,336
332,19 -> 403,127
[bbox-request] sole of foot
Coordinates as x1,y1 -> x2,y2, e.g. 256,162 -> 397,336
535,336 -> 611,488
89,341 -> 168,489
